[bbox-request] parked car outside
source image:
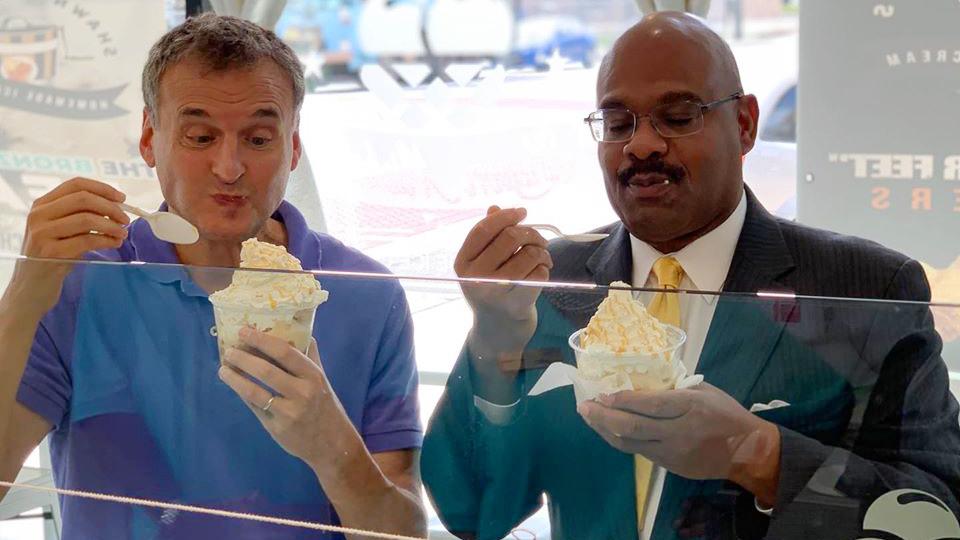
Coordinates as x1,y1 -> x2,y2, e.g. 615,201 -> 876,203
511,15 -> 597,70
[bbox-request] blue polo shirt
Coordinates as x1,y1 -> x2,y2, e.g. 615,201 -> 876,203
16,201 -> 422,539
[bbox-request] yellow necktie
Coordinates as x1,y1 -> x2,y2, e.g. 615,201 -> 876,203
647,256 -> 683,326
635,256 -> 684,532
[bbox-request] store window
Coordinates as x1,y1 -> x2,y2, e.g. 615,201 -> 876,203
3,2 -> 959,539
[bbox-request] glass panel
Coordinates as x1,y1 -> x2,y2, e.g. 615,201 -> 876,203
1,256 -> 958,538
759,85 -> 796,143
277,1 -> 800,275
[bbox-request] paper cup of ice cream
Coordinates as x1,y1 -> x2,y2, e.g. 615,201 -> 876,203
568,325 -> 686,393
563,281 -> 688,395
211,300 -> 320,360
209,239 -> 329,364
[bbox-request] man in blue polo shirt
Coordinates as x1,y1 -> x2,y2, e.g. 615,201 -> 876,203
0,13 -> 425,539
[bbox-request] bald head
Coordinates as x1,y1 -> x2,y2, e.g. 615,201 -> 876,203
598,12 -> 742,102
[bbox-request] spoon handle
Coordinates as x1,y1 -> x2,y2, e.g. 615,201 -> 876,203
118,202 -> 149,219
527,224 -> 608,243
526,224 -> 563,236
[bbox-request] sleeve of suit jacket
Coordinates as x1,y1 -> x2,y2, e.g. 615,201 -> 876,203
765,259 -> 960,538
421,298 -> 565,539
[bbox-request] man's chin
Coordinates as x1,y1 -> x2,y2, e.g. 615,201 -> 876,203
622,213 -> 685,242
194,223 -> 260,244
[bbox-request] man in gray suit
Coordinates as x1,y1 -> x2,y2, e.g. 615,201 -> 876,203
422,12 -> 960,540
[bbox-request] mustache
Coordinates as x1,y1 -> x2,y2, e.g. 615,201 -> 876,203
618,158 -> 686,185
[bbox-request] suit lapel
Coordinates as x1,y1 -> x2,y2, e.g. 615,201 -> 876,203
697,299 -> 790,404
721,188 -> 797,295
585,223 -> 633,286
655,189 -> 798,539
696,187 -> 796,404
539,223 -> 633,332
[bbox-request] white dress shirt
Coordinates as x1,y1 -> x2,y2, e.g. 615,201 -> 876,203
632,192 -> 747,539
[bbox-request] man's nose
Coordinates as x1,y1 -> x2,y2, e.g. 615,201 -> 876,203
623,117 -> 668,160
211,137 -> 245,183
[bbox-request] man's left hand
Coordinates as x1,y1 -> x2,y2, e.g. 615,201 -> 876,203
577,382 -> 781,501
218,328 -> 353,471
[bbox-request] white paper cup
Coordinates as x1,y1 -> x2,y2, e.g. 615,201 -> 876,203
211,302 -> 318,364
568,325 -> 687,392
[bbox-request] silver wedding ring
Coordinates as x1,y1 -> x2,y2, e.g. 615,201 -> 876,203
261,395 -> 276,413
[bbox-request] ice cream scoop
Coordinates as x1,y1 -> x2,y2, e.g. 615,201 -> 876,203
209,239 -> 329,361
572,281 -> 686,392
580,281 -> 673,354
209,238 -> 328,310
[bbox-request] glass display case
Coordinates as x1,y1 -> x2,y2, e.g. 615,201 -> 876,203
1,255 -> 957,539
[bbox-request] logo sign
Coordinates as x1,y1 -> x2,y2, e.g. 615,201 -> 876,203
797,2 -> 960,363
0,17 -> 127,119
860,489 -> 960,540
0,0 -> 166,256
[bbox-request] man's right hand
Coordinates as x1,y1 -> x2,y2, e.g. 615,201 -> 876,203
10,177 -> 130,316
0,178 -> 124,500
454,206 -> 552,370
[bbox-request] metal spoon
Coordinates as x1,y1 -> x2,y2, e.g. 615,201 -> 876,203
119,203 -> 199,245
527,224 -> 609,243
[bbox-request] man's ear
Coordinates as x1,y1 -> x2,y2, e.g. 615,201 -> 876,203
140,108 -> 157,167
290,128 -> 303,172
737,94 -> 760,156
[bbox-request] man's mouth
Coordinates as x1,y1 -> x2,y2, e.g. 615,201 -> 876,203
212,194 -> 246,206
626,173 -> 673,187
621,174 -> 675,199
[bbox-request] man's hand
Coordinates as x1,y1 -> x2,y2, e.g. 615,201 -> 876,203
12,177 -> 129,316
455,206 -> 552,370
218,328 -> 427,538
456,205 -> 552,320
577,382 -> 781,506
218,328 -> 355,471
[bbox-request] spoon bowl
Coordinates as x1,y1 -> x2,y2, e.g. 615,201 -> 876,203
120,203 -> 199,245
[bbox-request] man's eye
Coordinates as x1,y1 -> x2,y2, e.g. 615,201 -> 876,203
188,134 -> 214,145
606,122 -> 632,134
662,115 -> 695,126
249,136 -> 271,147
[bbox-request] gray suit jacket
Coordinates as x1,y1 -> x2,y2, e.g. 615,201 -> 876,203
423,188 -> 960,539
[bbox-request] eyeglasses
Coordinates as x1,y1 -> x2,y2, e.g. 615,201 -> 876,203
583,92 -> 743,143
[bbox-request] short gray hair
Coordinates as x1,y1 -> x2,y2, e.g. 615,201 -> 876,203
142,13 -> 304,122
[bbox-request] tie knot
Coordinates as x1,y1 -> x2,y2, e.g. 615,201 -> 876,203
653,256 -> 684,289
